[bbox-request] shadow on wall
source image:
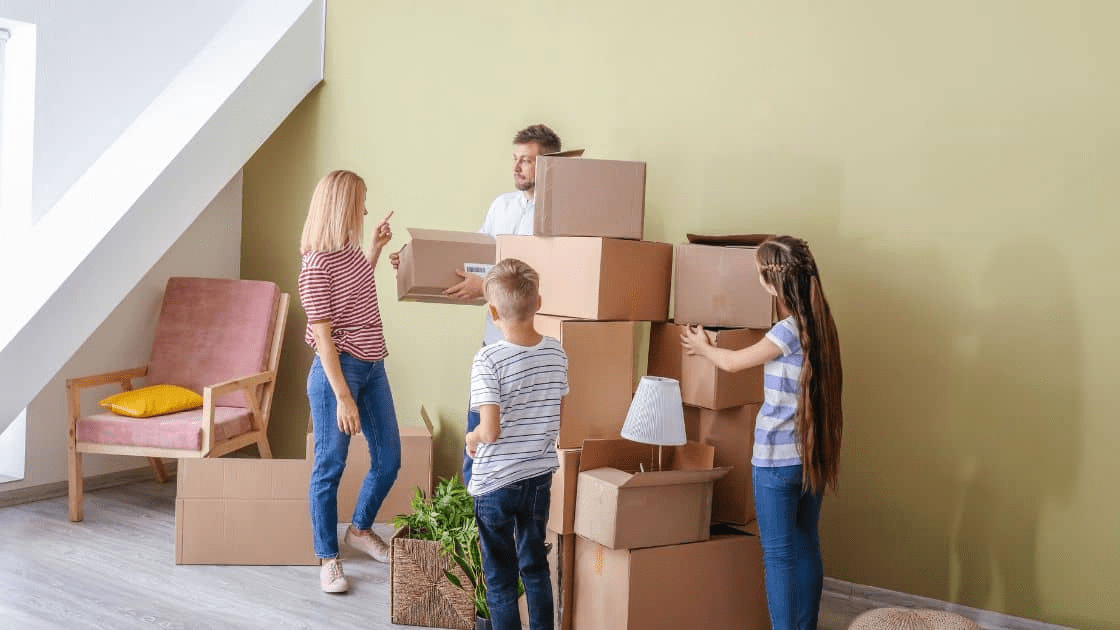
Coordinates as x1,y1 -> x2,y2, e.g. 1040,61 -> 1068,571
949,237 -> 1081,622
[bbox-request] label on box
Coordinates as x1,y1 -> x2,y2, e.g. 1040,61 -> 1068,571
464,262 -> 492,277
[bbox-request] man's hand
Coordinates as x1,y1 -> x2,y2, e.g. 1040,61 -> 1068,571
444,270 -> 484,300
389,251 -> 401,270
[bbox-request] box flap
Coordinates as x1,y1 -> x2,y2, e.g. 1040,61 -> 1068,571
670,441 -> 716,470
579,439 -> 654,473
685,233 -> 773,247
407,227 -> 495,245
545,148 -> 586,157
619,466 -> 729,488
418,405 -> 435,435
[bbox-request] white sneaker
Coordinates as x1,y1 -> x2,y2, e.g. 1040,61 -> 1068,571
320,558 -> 349,593
345,526 -> 390,563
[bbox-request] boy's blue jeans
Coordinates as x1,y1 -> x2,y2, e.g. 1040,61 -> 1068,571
753,464 -> 824,630
307,353 -> 401,559
473,472 -> 554,630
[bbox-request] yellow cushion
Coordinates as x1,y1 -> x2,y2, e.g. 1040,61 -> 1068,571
99,385 -> 203,418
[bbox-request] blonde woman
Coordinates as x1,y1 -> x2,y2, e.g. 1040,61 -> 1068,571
298,170 -> 400,593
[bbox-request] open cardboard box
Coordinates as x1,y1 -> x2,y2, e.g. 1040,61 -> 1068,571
536,315 -> 635,449
573,438 -> 729,550
534,153 -> 645,240
395,228 -> 495,305
497,235 -> 672,321
673,234 -> 776,328
572,523 -> 769,630
685,403 -> 760,525
175,457 -> 317,565
647,322 -> 765,409
305,407 -> 434,524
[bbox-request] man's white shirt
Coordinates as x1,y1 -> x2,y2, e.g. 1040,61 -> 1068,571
479,191 -> 534,345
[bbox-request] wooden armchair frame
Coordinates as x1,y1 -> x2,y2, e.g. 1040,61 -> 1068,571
65,293 -> 289,522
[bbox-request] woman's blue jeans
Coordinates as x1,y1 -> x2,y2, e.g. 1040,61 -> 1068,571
474,472 -> 554,630
307,353 -> 401,559
753,464 -> 824,630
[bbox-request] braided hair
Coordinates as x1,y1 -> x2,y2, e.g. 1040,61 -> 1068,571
757,236 -> 843,493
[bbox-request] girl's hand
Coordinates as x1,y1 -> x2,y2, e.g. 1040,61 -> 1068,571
336,397 -> 361,436
680,325 -> 712,357
372,211 -> 394,250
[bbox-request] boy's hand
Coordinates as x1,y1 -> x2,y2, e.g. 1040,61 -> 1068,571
445,270 -> 484,300
465,430 -> 480,458
389,251 -> 401,269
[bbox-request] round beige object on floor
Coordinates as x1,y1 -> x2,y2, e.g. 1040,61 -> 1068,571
848,607 -> 982,630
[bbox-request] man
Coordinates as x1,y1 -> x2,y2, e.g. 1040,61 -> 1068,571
391,123 -> 562,483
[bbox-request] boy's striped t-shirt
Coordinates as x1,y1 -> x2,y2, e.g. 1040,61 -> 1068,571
297,247 -> 388,362
467,336 -> 568,496
753,316 -> 803,467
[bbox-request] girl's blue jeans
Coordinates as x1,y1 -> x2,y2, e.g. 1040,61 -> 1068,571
753,464 -> 824,630
307,353 -> 401,559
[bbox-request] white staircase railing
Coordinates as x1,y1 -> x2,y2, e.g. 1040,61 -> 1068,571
0,0 -> 324,433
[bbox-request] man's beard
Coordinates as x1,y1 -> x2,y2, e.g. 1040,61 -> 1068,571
515,178 -> 534,192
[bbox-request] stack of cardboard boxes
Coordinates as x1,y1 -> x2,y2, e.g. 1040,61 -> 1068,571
396,157 -> 774,627
648,234 -> 776,529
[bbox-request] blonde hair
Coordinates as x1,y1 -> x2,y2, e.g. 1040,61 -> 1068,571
484,258 -> 540,322
299,170 -> 366,254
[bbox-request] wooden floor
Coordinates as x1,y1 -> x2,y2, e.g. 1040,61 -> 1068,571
0,480 -> 873,630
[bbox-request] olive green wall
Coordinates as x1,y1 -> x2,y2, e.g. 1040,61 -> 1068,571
243,2 -> 1119,626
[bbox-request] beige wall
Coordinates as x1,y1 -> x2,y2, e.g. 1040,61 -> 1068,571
4,173 -> 243,492
241,2 -> 1120,627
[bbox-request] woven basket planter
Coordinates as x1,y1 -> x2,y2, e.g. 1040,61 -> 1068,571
848,608 -> 982,630
390,527 -> 476,630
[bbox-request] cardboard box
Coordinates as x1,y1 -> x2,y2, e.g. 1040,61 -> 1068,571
175,458 -> 316,565
537,315 -> 636,449
550,529 -> 577,630
685,403 -> 760,525
673,239 -> 776,328
497,236 -> 672,321
396,228 -> 495,305
534,155 -> 645,240
573,439 -> 729,550
548,449 -> 582,534
305,421 -> 433,524
572,527 -> 769,630
647,322 -> 765,409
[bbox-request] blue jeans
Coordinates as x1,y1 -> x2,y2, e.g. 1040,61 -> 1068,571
753,464 -> 824,630
474,473 -> 554,630
462,407 -> 481,485
307,353 -> 401,559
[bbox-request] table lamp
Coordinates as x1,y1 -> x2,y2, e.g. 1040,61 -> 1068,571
621,376 -> 686,471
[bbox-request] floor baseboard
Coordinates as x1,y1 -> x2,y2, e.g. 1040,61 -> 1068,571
0,462 -> 178,509
823,577 -> 1071,630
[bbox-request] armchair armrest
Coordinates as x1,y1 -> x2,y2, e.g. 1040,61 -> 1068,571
204,370 -> 276,400
66,366 -> 149,391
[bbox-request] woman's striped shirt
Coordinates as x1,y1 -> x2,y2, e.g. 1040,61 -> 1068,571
297,247 -> 388,362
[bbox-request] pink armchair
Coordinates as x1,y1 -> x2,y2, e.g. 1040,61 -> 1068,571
66,277 -> 289,522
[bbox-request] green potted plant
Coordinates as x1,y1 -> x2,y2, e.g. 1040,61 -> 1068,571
393,477 -> 491,629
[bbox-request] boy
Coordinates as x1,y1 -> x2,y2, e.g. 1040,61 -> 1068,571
465,258 -> 568,630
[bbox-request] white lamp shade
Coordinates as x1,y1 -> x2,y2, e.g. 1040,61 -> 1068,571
621,376 -> 686,446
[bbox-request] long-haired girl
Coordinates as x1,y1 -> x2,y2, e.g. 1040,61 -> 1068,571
299,170 -> 400,593
681,235 -> 842,630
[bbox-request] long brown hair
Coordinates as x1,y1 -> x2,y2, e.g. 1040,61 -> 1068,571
757,236 -> 843,493
299,170 -> 366,255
